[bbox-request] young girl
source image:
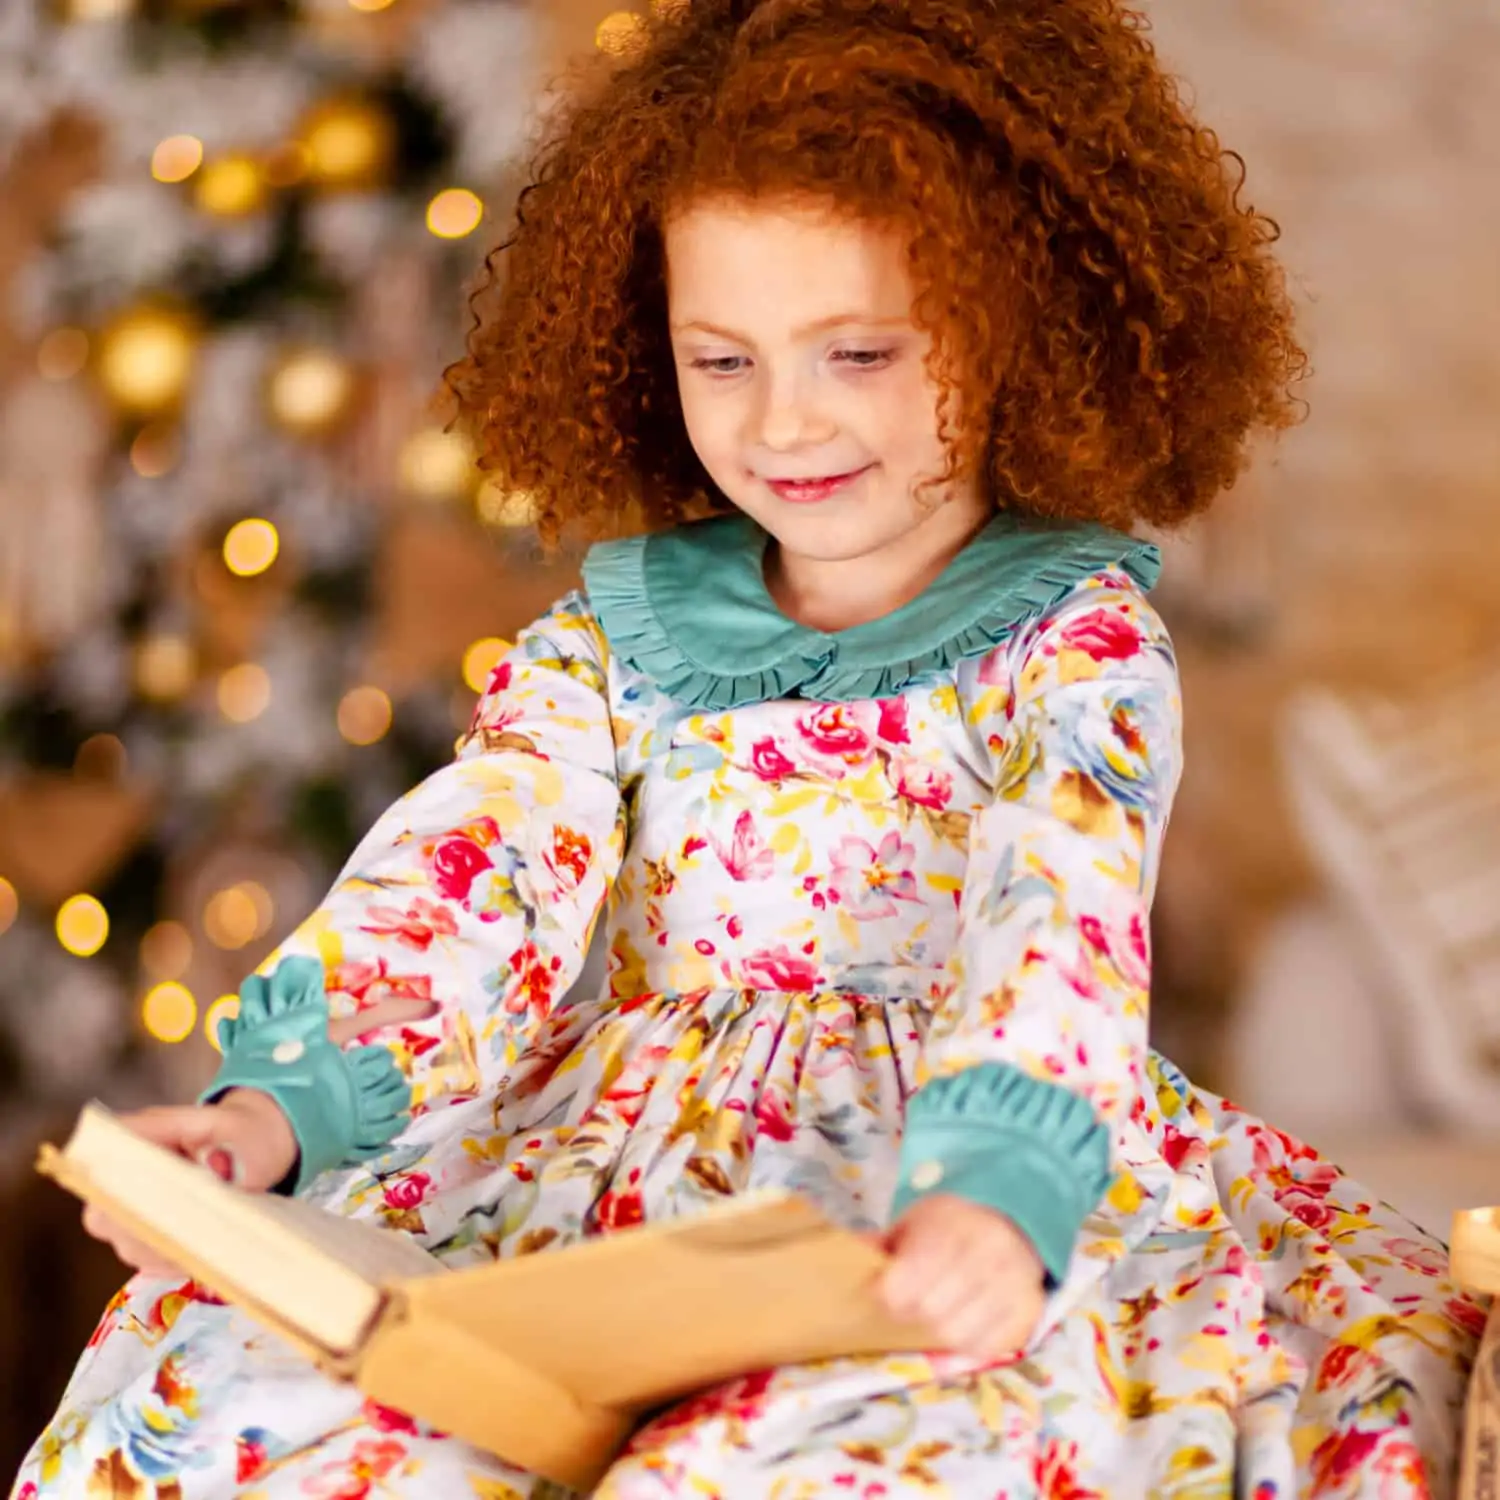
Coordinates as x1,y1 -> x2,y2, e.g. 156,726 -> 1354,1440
14,1 -> 1482,1496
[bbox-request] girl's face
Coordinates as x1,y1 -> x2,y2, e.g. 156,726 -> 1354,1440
666,199 -> 986,573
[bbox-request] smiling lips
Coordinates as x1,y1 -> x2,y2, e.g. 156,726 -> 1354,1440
764,466 -> 872,504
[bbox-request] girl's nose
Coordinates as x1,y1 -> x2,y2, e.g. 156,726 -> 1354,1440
756,374 -> 835,451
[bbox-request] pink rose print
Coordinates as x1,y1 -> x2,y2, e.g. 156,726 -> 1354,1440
748,737 -> 797,782
829,832 -> 919,920
795,703 -> 878,772
360,897 -> 459,953
1055,608 -> 1143,663
506,940 -> 565,1022
891,756 -> 953,810
877,696 -> 910,744
483,660 -> 513,696
1078,909 -> 1152,990
382,1171 -> 431,1212
741,944 -> 823,992
430,835 -> 493,902
1251,1129 -> 1341,1232
753,1090 -> 796,1142
710,810 -> 774,882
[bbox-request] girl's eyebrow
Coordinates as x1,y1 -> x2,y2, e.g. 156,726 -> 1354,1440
671,314 -> 910,342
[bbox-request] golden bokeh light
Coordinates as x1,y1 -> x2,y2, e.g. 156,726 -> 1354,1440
37,327 -> 89,381
134,634 -> 197,701
266,348 -> 357,436
476,482 -> 538,529
142,981 -> 197,1043
348,0 -> 397,11
57,894 -> 109,957
152,134 -> 204,184
193,154 -> 268,218
397,427 -> 476,502
204,993 -> 240,1052
96,306 -> 198,415
426,188 -> 483,240
298,97 -> 393,189
462,637 -> 508,694
596,10 -> 646,54
0,877 -> 17,938
129,422 -> 181,478
140,920 -> 193,980
218,663 -> 272,723
337,685 -> 394,746
204,886 -> 260,950
66,0 -> 134,19
223,518 -> 280,578
75,733 -> 128,782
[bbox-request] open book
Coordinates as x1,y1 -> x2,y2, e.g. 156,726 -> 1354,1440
39,1103 -> 933,1490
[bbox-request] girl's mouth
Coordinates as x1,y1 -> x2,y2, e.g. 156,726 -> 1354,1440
764,466 -> 872,505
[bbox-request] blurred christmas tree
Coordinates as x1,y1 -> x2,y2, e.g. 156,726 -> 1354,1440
0,0 -> 600,1113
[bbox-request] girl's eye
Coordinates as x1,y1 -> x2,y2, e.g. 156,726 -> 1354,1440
832,348 -> 896,370
690,356 -> 749,376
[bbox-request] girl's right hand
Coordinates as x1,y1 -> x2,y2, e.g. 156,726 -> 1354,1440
81,1088 -> 299,1278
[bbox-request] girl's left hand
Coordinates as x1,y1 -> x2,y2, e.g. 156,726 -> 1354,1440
876,1194 -> 1046,1360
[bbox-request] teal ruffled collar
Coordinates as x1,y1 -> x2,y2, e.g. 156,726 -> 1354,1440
581,511 -> 1161,710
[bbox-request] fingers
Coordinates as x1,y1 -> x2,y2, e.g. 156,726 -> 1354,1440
879,1204 -> 1043,1360
82,1203 -> 184,1280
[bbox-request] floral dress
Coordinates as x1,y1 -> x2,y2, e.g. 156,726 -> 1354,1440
13,514 -> 1481,1500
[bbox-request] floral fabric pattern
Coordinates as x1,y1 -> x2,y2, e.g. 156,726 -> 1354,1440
13,571 -> 1478,1500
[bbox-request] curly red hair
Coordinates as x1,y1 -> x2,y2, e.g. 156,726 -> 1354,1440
445,0 -> 1305,543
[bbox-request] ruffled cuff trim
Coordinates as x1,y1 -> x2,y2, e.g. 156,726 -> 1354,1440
893,1064 -> 1113,1285
200,957 -> 411,1194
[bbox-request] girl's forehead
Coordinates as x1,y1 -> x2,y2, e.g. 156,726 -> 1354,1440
664,199 -> 913,314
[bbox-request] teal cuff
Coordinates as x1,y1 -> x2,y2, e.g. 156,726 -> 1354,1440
892,1064 -> 1113,1286
200,957 -> 412,1195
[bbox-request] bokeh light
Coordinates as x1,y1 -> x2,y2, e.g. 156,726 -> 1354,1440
57,895 -> 109,957
140,920 -> 193,980
338,685 -> 393,746
218,663 -> 272,723
223,518 -> 280,578
142,981 -> 197,1043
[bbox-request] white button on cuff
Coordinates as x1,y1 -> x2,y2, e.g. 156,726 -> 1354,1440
271,1038 -> 306,1065
909,1160 -> 945,1192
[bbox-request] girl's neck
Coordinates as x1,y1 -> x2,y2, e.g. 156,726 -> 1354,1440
763,492 -> 992,634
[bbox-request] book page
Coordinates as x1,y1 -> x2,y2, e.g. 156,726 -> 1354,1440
41,1104 -> 442,1356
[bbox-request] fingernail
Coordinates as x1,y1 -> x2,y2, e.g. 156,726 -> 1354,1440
196,1144 -> 241,1185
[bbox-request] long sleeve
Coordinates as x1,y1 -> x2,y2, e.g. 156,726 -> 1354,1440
891,572 -> 1182,1283
202,592 -> 626,1191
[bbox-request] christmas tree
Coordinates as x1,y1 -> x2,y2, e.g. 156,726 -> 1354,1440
0,0 -> 624,1116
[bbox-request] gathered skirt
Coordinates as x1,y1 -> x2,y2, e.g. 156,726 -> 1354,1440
12,984 -> 1482,1500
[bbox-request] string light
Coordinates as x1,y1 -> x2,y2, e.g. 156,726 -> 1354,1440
0,878 -> 17,938
57,895 -> 109,957
37,328 -> 89,381
348,0 -> 397,11
462,638 -> 508,694
596,10 -> 646,54
223,519 -> 280,578
204,886 -> 259,950
203,993 -> 240,1052
338,685 -> 393,746
142,981 -> 197,1043
193,154 -> 268,218
151,135 -> 203,184
218,663 -> 272,723
476,482 -> 538,529
140,920 -> 193,981
134,634 -> 196,701
298,97 -> 393,189
426,188 -> 483,240
397,427 -> 476,502
266,348 -> 357,437
96,306 -> 197,415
